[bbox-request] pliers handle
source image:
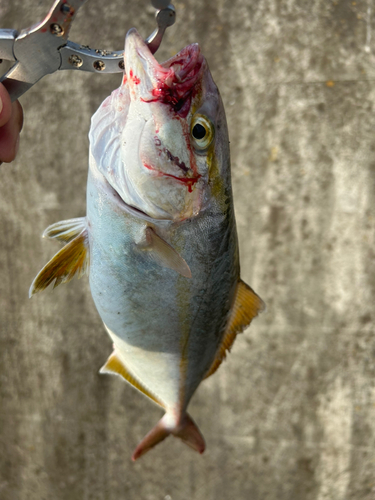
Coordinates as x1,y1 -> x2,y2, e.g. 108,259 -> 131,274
0,0 -> 176,102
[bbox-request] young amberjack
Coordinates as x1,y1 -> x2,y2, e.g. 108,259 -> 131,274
30,29 -> 265,460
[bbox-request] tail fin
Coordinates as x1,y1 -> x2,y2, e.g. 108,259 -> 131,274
131,413 -> 205,461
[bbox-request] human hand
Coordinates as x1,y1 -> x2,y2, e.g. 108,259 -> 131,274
0,83 -> 23,163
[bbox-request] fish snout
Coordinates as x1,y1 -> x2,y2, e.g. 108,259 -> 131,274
124,28 -> 169,100
124,28 -> 205,117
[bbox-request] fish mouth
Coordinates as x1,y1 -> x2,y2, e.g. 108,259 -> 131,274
143,161 -> 201,194
125,28 -> 205,117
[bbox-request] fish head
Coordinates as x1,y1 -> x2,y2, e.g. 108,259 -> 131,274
90,28 -> 230,221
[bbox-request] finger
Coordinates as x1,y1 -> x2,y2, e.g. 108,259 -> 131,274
0,82 -> 13,128
13,100 -> 24,133
0,101 -> 24,163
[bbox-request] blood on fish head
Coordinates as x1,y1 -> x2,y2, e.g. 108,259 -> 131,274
124,28 -> 204,118
90,28 -> 230,221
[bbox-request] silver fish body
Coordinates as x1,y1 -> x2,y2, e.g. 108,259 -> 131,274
87,152 -> 238,412
31,28 -> 264,460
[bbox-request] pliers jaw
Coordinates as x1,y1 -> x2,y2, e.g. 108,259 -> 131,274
58,4 -> 176,74
0,1 -> 176,102
0,1 -> 88,100
146,4 -> 176,55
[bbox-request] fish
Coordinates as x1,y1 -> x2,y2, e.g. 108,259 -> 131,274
30,28 -> 265,461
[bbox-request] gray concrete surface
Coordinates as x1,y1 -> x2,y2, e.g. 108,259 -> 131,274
1,0 -> 375,498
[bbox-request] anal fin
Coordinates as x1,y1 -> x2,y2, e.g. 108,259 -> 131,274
29,227 -> 89,297
204,279 -> 265,379
100,351 -> 164,408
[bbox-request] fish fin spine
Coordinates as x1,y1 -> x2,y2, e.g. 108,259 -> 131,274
131,412 -> 205,461
43,217 -> 87,243
29,227 -> 89,297
100,351 -> 164,408
204,279 -> 265,379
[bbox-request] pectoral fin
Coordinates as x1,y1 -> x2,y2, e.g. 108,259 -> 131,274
204,279 -> 265,379
29,228 -> 89,297
137,227 -> 191,278
100,351 -> 164,408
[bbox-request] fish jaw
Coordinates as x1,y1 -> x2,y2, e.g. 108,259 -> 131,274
119,98 -> 205,220
121,28 -> 208,220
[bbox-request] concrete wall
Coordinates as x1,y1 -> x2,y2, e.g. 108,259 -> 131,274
1,0 -> 375,498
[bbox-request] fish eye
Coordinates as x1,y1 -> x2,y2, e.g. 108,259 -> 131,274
190,114 -> 214,151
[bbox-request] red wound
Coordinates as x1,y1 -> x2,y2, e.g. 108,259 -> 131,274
141,44 -> 204,118
129,69 -> 141,85
143,163 -> 200,193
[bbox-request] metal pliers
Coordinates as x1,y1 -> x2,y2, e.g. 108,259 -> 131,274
0,0 -> 176,102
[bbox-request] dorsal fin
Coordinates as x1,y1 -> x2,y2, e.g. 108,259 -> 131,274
100,351 -> 164,408
43,217 -> 87,243
204,280 -> 265,379
29,228 -> 89,297
137,227 -> 192,278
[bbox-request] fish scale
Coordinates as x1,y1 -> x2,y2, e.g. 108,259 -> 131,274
30,27 -> 265,461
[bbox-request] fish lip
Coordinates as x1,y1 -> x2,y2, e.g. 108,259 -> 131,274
125,28 -> 164,74
143,161 -> 201,186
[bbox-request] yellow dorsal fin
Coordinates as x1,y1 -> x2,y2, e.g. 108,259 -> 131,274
29,229 -> 89,297
204,279 -> 265,379
100,351 -> 164,408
